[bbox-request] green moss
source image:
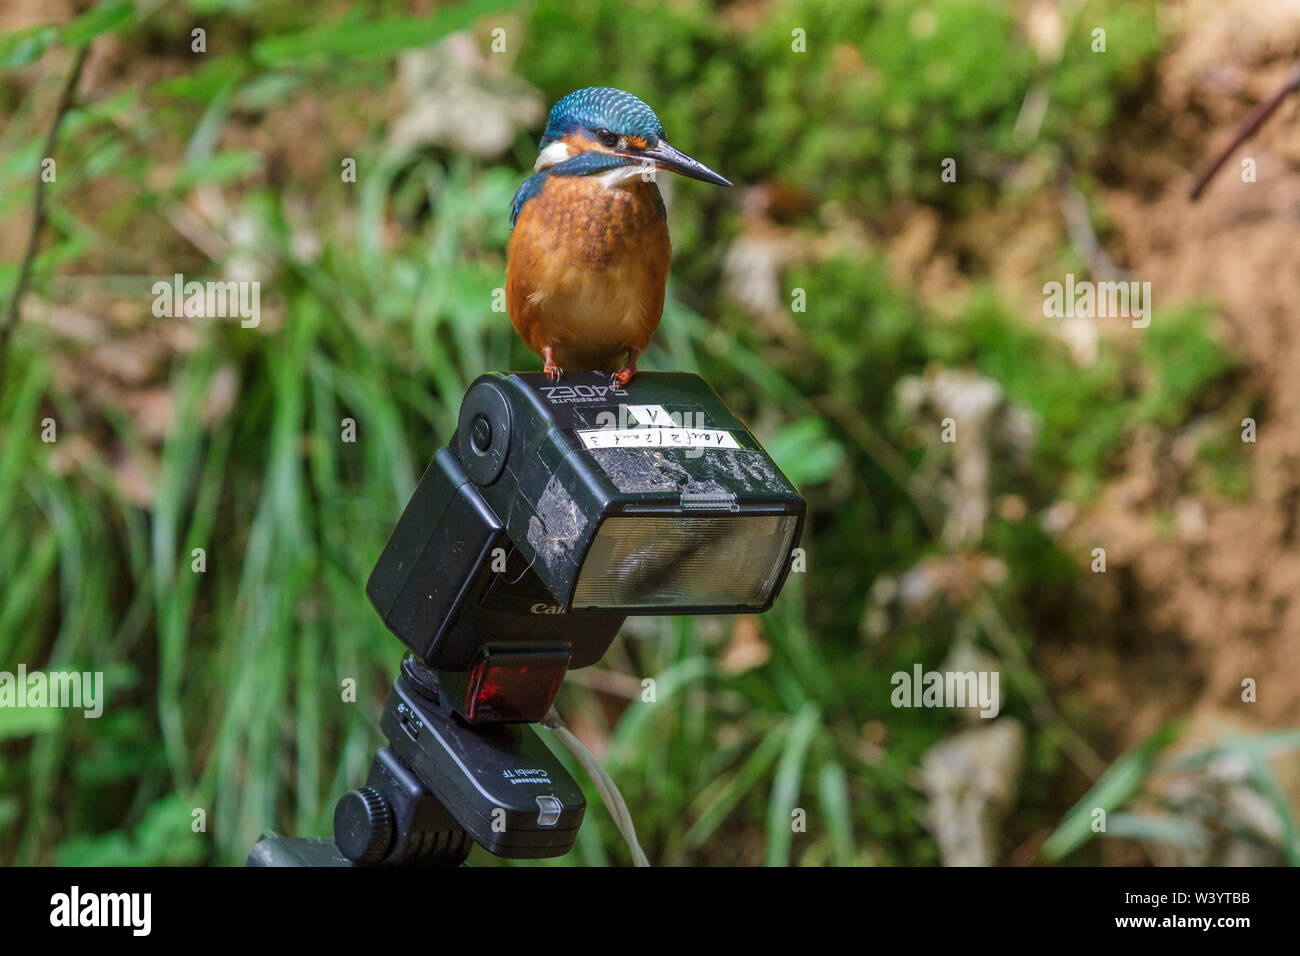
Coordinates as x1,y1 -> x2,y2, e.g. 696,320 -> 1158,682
1138,305 -> 1237,427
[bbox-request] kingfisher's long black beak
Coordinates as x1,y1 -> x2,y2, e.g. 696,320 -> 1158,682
634,139 -> 732,186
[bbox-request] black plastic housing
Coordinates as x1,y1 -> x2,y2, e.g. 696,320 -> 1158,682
366,448 -> 625,670
459,372 -> 806,612
366,372 -> 805,670
381,672 -> 584,858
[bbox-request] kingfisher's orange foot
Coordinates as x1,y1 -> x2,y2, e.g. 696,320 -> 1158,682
542,346 -> 563,381
610,349 -> 638,388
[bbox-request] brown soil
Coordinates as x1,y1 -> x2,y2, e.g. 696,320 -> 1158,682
1078,0 -> 1300,740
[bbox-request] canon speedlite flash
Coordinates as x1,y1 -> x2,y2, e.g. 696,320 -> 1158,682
367,371 -> 805,680
251,371 -> 806,867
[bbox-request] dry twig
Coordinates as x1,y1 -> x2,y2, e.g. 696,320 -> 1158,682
1190,63 -> 1300,201
0,44 -> 90,397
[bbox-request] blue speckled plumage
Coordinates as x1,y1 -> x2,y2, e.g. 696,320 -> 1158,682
511,89 -> 671,227
539,87 -> 664,150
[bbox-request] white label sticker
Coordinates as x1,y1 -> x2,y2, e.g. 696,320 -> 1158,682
625,404 -> 677,427
578,427 -> 741,450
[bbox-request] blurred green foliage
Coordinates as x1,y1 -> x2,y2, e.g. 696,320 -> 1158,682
0,0 -> 1281,869
524,0 -> 1162,229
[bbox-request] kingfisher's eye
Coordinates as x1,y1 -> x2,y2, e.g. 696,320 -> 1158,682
594,128 -> 619,148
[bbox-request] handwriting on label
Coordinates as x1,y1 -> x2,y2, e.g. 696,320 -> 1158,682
625,404 -> 677,427
577,427 -> 741,450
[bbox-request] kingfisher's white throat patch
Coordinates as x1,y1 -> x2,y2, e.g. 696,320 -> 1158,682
595,161 -> 657,188
534,141 -> 574,170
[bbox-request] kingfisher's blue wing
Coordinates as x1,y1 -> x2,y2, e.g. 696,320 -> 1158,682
510,172 -> 548,227
512,154 -> 650,227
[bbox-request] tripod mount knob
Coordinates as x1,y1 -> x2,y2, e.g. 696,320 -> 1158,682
334,787 -> 394,865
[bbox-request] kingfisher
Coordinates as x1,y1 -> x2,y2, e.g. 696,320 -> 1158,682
506,87 -> 731,385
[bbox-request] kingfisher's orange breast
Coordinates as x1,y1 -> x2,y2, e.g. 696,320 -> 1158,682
506,173 -> 670,370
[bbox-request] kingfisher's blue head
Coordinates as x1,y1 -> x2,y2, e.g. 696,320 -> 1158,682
534,86 -> 731,187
